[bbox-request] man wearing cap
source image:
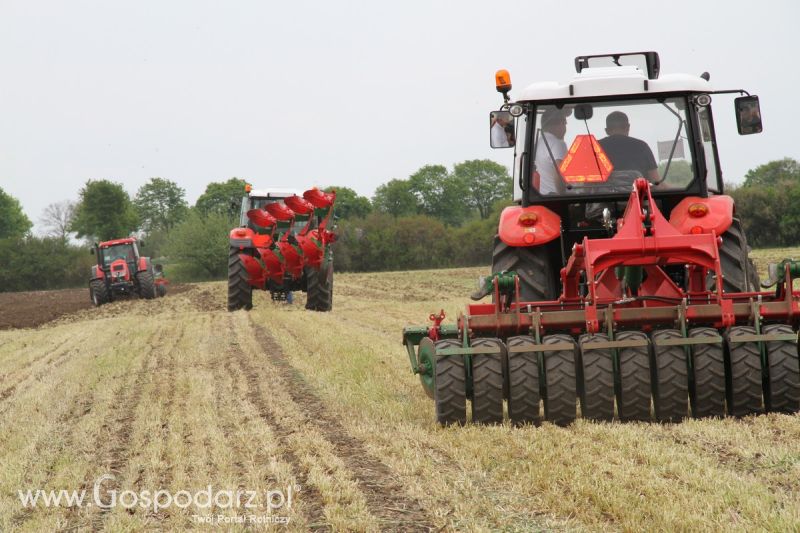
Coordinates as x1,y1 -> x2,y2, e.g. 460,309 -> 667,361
598,111 -> 659,182
534,108 -> 569,195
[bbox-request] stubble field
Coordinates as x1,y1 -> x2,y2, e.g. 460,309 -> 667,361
0,248 -> 799,531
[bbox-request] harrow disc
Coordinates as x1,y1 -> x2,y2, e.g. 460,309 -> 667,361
542,334 -> 577,426
470,338 -> 505,425
506,335 -> 541,426
763,324 -> 800,413
433,339 -> 466,425
578,334 -> 615,422
650,329 -> 689,423
725,326 -> 764,416
688,328 -> 726,418
616,331 -> 652,422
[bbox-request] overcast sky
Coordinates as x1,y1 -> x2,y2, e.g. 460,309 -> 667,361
1,0 -> 798,232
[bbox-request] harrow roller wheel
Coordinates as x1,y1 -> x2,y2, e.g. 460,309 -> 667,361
470,338 -> 505,425
763,324 -> 800,413
542,334 -> 577,426
650,329 -> 689,422
506,336 -> 541,426
578,334 -> 615,421
688,328 -> 726,418
725,326 -> 763,416
433,339 -> 466,426
616,331 -> 652,422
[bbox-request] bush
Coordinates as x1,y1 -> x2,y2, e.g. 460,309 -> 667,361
0,237 -> 95,292
164,209 -> 235,280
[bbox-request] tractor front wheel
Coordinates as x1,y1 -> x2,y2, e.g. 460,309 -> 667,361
137,270 -> 157,299
89,280 -> 109,306
228,247 -> 253,311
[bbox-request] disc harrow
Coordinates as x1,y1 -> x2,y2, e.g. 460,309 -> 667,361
403,180 -> 800,425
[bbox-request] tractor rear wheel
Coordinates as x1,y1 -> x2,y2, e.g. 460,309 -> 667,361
763,324 -> 800,413
616,331 -> 652,422
506,335 -> 541,425
489,236 -> 558,302
470,338 -> 505,424
228,247 -> 253,311
542,334 -> 577,426
90,280 -> 109,306
725,326 -> 763,416
305,253 -> 333,312
434,339 -> 466,425
650,329 -> 689,422
688,327 -> 726,418
137,270 -> 157,299
715,218 -> 760,293
578,333 -> 615,422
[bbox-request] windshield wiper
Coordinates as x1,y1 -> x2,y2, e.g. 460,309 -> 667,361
653,103 -> 685,186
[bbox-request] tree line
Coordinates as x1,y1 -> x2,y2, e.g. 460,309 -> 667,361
1,157 -> 798,292
0,160 -> 510,291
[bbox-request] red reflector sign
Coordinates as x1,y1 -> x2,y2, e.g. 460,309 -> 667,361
558,134 -> 614,183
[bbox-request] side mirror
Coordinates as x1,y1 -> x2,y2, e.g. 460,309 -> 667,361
735,95 -> 762,135
489,111 -> 515,148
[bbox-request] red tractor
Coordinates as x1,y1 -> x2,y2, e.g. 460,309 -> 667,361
89,237 -> 167,306
403,51 -> 800,425
227,185 -> 336,312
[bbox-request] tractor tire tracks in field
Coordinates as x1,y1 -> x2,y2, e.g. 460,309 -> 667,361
243,315 -> 435,532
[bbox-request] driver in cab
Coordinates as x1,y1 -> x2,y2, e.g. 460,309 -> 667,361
598,111 -> 660,183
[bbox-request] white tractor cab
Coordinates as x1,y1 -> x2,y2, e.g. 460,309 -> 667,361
486,51 -> 763,300
239,187 -> 307,233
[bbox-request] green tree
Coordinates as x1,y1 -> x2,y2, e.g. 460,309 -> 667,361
453,159 -> 512,219
70,180 -> 138,241
742,157 -> 800,187
324,186 -> 371,219
408,165 -> 471,226
0,187 -> 32,239
134,177 -> 189,233
195,177 -> 248,219
165,209 -> 233,279
372,179 -> 418,217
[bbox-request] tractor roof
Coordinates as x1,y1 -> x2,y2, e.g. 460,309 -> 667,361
249,187 -> 303,199
99,237 -> 137,248
517,66 -> 711,102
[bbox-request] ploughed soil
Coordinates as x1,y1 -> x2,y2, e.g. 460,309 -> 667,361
0,284 -> 191,329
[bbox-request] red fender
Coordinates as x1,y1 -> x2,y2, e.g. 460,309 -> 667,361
91,265 -> 105,280
669,195 -> 734,236
498,205 -> 561,247
137,256 -> 151,273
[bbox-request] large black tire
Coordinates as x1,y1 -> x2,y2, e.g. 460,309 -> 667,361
470,338 -> 505,425
136,270 -> 157,299
89,279 -> 109,307
542,334 -> 577,426
616,331 -> 652,422
578,333 -> 615,422
506,336 -> 541,426
688,327 -> 726,418
715,218 -> 760,293
725,326 -> 763,416
650,329 -> 689,423
228,247 -> 253,311
434,339 -> 466,426
305,252 -> 333,312
763,324 -> 800,413
489,236 -> 559,302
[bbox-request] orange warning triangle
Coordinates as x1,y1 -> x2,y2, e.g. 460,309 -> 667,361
558,134 -> 614,182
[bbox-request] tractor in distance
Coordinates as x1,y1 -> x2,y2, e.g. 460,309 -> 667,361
403,51 -> 800,426
89,237 -> 167,306
227,184 -> 336,312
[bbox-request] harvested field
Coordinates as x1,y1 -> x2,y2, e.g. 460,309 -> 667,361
0,253 -> 798,531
